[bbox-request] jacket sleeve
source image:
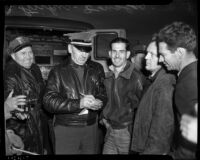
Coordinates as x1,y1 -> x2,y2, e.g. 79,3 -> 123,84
142,86 -> 174,154
43,68 -> 81,114
94,64 -> 108,111
132,72 -> 144,110
33,64 -> 45,99
4,71 -> 20,101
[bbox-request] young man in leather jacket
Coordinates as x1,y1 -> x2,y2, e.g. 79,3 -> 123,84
43,33 -> 107,154
101,37 -> 143,154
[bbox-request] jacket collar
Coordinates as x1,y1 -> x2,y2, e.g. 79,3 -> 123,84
148,68 -> 163,82
178,61 -> 197,78
106,61 -> 134,79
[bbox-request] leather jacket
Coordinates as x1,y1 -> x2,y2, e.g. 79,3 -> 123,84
102,61 -> 143,129
43,58 -> 107,127
4,59 -> 45,154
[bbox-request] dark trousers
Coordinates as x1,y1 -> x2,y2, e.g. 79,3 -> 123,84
54,123 -> 98,154
96,124 -> 106,154
40,111 -> 54,154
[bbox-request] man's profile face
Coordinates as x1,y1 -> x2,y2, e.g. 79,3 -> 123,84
109,42 -> 130,68
70,44 -> 91,65
11,46 -> 34,69
145,42 -> 161,73
158,42 -> 179,71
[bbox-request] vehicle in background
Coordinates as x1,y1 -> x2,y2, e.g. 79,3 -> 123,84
4,16 -> 126,80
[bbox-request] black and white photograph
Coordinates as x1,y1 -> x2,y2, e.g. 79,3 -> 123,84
1,1 -> 198,159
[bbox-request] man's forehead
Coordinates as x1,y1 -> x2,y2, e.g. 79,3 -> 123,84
112,42 -> 126,48
147,43 -> 157,52
158,42 -> 168,49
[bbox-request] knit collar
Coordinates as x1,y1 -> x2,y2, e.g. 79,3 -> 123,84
106,61 -> 134,79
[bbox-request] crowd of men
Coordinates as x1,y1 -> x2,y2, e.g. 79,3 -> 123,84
4,21 -> 197,159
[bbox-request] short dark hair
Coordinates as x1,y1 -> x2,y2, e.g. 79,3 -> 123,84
109,37 -> 130,51
157,21 -> 197,52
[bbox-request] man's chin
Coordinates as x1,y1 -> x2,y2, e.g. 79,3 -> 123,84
113,62 -> 123,67
77,61 -> 86,65
23,65 -> 32,69
166,66 -> 172,70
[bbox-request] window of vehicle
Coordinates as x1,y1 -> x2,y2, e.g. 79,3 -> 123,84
94,32 -> 118,60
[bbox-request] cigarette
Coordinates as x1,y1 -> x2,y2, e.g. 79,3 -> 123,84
12,146 -> 39,155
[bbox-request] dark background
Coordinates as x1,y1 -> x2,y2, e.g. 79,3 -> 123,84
4,1 -> 198,48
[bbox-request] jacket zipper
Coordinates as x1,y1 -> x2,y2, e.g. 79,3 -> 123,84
114,78 -> 121,108
83,67 -> 88,94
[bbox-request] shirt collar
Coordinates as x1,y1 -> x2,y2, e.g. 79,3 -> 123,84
148,68 -> 162,82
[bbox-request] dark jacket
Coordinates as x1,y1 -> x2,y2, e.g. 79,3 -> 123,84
43,58 -> 107,126
131,68 -> 176,154
102,61 -> 143,129
4,59 -> 45,154
174,61 -> 197,151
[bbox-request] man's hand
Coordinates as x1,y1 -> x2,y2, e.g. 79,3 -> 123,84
4,90 -> 26,119
80,94 -> 102,110
180,114 -> 197,144
92,98 -> 103,109
102,118 -> 110,129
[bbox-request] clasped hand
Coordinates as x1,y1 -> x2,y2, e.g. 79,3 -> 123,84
80,94 -> 103,110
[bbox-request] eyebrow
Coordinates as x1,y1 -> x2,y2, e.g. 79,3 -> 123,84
147,51 -> 156,55
20,51 -> 26,54
151,52 -> 157,55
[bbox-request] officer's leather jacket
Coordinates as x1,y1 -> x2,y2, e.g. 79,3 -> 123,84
43,58 -> 107,127
4,59 -> 45,154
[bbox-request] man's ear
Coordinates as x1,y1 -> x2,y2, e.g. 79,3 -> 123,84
176,47 -> 186,57
68,44 -> 72,54
131,57 -> 135,63
126,51 -> 131,59
108,51 -> 111,58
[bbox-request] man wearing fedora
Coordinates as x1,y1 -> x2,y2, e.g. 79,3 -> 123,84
43,32 -> 107,154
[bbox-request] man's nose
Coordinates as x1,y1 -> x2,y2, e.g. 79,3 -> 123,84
82,52 -> 88,57
145,53 -> 150,59
115,52 -> 120,58
159,56 -> 164,62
